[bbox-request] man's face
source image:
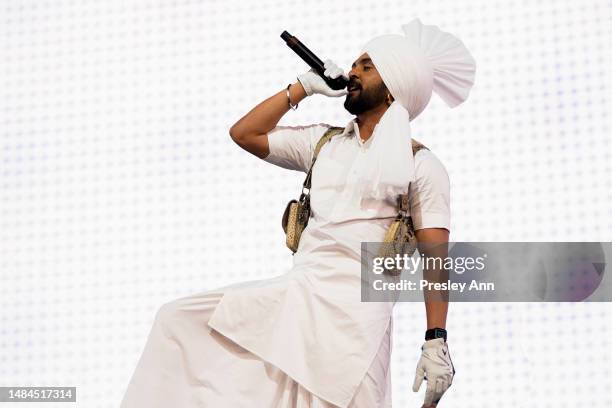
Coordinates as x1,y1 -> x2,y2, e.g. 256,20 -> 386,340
344,53 -> 389,115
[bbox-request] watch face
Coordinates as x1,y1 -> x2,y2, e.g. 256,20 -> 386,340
426,328 -> 447,341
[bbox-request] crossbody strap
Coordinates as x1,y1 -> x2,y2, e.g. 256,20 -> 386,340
301,126 -> 344,194
401,139 -> 430,213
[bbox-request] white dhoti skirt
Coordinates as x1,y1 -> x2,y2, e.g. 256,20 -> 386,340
120,282 -> 393,407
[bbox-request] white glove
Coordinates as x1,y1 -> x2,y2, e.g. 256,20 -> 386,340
412,338 -> 456,407
297,59 -> 349,97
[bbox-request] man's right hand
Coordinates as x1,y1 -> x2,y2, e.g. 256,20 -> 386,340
297,59 -> 349,97
229,60 -> 347,160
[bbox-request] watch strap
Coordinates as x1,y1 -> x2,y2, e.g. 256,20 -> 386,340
425,327 -> 447,342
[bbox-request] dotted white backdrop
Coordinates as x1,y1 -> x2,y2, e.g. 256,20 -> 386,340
1,0 -> 611,407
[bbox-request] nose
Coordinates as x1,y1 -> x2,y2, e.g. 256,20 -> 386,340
348,70 -> 360,87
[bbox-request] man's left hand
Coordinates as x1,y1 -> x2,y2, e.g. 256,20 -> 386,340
412,338 -> 455,407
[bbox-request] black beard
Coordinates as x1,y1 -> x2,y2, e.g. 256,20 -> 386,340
343,81 -> 388,115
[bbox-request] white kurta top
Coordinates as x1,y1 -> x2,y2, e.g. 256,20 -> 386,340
207,118 -> 450,407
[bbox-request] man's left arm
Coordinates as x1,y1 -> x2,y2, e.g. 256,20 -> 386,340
412,227 -> 454,408
415,227 -> 449,331
409,151 -> 455,407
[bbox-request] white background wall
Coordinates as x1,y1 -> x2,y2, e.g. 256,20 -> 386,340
1,0 -> 611,406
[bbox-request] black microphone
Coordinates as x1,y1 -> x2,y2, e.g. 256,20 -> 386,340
280,31 -> 349,91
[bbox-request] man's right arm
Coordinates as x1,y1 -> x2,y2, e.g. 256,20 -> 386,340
229,81 -> 308,159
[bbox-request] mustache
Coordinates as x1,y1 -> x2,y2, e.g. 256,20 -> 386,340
347,81 -> 361,90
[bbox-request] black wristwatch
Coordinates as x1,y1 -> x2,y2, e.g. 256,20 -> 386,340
425,327 -> 447,342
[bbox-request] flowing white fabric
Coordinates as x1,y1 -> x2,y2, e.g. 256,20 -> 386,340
120,283 -> 394,407
355,18 -> 477,201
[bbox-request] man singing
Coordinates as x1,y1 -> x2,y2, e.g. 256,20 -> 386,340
121,18 -> 476,408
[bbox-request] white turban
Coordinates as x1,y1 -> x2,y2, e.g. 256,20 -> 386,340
352,18 -> 476,202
